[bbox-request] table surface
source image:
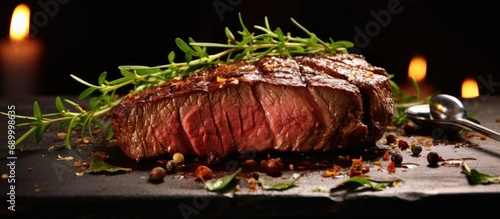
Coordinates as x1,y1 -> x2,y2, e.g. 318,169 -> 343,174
1,95 -> 500,218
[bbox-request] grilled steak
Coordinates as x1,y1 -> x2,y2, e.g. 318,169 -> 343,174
110,54 -> 394,162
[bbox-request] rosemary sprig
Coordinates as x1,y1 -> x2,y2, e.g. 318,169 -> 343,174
1,13 -> 355,149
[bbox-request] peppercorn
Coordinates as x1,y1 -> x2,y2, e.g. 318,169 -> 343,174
385,133 -> 397,144
165,160 -> 177,173
265,158 -> 284,175
411,145 -> 422,156
403,123 -> 416,136
172,152 -> 184,164
149,166 -> 166,182
397,140 -> 409,150
427,152 -> 440,166
391,153 -> 403,165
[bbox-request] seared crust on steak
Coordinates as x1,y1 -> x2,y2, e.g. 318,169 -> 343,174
111,54 -> 393,162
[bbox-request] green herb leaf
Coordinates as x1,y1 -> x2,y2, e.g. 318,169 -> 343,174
119,69 -> 134,78
15,125 -> 37,145
331,177 -> 403,193
64,116 -> 79,149
390,75 -> 429,127
257,173 -> 302,190
462,161 -> 500,184
55,96 -> 66,113
175,38 -> 193,54
98,71 -> 107,85
59,119 -> 70,129
204,167 -> 242,191
168,51 -> 175,63
33,101 -> 42,121
34,124 -> 50,144
225,27 -> 235,43
132,67 -> 163,76
86,155 -> 132,174
79,87 -> 98,100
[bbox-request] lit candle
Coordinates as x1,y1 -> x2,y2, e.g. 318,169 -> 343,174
399,54 -> 436,100
461,77 -> 479,99
461,76 -> 480,113
0,4 -> 43,97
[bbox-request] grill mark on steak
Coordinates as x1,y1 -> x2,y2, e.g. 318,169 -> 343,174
255,57 -> 316,152
110,54 -> 393,161
209,88 -> 235,157
300,64 -> 368,151
296,56 -> 393,142
207,62 -> 274,156
170,96 -> 196,156
324,54 -> 388,76
181,91 -> 224,158
243,84 -> 275,152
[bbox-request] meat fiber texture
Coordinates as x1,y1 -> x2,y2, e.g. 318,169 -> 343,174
110,54 -> 394,162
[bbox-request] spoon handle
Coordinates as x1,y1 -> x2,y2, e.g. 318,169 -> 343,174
454,118 -> 500,142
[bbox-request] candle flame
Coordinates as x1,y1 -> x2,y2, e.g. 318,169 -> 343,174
461,77 -> 479,98
408,54 -> 427,82
10,4 -> 30,42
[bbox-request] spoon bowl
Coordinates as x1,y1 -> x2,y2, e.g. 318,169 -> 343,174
429,94 -> 466,120
404,104 -> 466,135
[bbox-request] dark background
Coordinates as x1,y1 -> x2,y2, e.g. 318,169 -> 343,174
0,0 -> 499,97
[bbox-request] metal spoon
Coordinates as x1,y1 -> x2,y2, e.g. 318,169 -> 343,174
405,103 -> 466,135
429,94 -> 500,142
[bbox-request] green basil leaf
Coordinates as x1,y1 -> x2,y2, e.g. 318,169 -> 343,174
258,173 -> 301,190
462,161 -> 500,184
204,167 -> 242,191
86,155 -> 132,174
331,177 -> 403,193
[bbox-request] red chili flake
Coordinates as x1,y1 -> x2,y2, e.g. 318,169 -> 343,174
383,151 -> 391,161
74,160 -> 90,168
464,132 -> 476,138
247,177 -> 258,192
74,160 -> 82,167
28,167 -> 33,172
348,157 -> 369,177
194,165 -> 214,183
91,152 -> 109,160
387,161 -> 396,173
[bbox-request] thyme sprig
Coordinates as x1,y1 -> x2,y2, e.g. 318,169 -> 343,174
2,14 -> 355,149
